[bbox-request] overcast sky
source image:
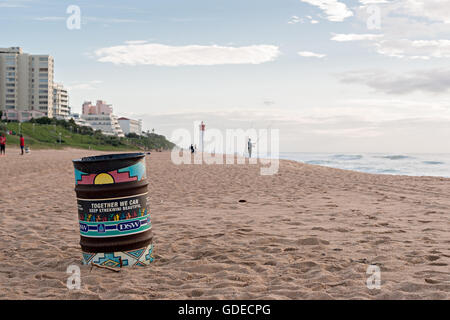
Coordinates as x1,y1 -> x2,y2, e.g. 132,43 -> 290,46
1,0 -> 450,152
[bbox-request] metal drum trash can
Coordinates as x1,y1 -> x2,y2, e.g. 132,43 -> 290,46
72,153 -> 154,267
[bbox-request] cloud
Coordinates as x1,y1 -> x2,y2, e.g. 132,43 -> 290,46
288,15 -> 303,24
33,17 -> 65,21
0,0 -> 29,8
312,127 -> 382,137
133,102 -> 450,153
338,69 -> 450,94
306,15 -> 320,24
124,40 -> 149,45
263,100 -> 276,106
298,51 -> 326,58
299,0 -> 353,22
375,39 -> 450,59
397,0 -> 450,24
84,16 -> 146,24
288,15 -> 319,24
349,1 -> 450,59
359,0 -> 390,4
0,3 -> 26,7
355,0 -> 450,37
94,42 -> 281,66
66,80 -> 103,91
331,33 -> 384,41
358,0 -> 450,24
32,15 -> 147,24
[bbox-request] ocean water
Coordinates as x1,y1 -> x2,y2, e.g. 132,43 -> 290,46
277,153 -> 450,178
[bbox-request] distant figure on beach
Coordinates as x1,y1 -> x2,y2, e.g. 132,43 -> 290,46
0,133 -> 6,156
248,138 -> 252,158
19,134 -> 25,155
190,144 -> 195,154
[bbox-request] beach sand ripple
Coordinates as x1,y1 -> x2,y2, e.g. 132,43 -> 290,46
0,149 -> 448,299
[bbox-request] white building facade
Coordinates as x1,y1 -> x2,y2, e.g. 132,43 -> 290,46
118,117 -> 143,136
0,47 -> 58,121
69,113 -> 92,128
81,100 -> 124,137
53,83 -> 70,118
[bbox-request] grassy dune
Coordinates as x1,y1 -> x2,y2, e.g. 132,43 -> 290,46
1,122 -> 174,151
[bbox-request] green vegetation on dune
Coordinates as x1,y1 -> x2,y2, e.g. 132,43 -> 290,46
0,118 -> 175,151
124,132 -> 176,151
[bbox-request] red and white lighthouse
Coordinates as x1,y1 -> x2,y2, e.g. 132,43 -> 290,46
199,121 -> 205,153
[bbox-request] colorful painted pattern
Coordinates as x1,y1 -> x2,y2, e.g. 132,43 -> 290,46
78,197 -> 149,222
82,243 -> 154,267
74,159 -> 146,185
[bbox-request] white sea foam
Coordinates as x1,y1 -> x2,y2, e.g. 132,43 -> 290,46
276,153 -> 450,178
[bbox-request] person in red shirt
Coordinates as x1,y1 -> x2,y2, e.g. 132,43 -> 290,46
19,134 -> 25,155
0,133 -> 6,156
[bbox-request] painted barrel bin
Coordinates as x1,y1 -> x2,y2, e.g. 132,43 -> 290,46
72,153 -> 154,267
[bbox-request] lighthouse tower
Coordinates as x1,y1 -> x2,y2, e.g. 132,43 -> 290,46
199,121 -> 205,153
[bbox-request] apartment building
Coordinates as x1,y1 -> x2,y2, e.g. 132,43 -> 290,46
53,83 -> 70,118
69,113 -> 92,128
118,117 -> 143,136
82,100 -> 112,115
81,100 -> 124,137
0,47 -> 56,121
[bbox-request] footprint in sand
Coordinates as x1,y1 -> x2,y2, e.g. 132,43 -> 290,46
425,255 -> 440,262
334,227 -> 351,232
425,278 -> 440,284
296,237 -> 330,246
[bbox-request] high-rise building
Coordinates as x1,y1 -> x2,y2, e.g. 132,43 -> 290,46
0,47 -> 56,121
53,83 -> 70,118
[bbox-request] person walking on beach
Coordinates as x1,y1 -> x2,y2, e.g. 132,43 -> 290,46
248,138 -> 253,158
0,133 -> 6,156
19,134 -> 25,155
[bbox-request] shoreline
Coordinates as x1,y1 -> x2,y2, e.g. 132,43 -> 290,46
4,147 -> 450,180
278,152 -> 450,179
3,146 -> 450,179
149,150 -> 450,180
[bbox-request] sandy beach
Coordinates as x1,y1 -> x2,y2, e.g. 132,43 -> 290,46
0,148 -> 448,299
